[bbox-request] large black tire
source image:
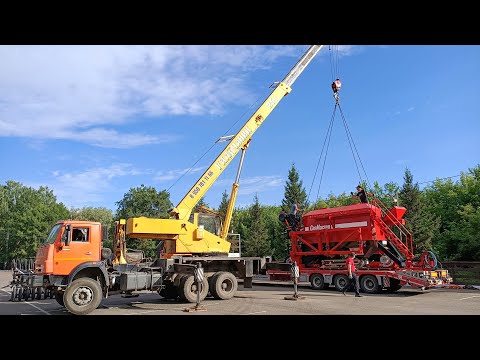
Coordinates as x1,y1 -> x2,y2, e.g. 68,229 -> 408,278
55,290 -> 65,307
17,286 -> 24,301
209,272 -> 238,300
178,275 -> 209,303
23,287 -> 30,300
360,274 -> 380,294
64,278 -> 103,315
10,286 -> 18,302
35,288 -> 43,300
333,274 -> 349,292
159,282 -> 178,300
23,287 -> 33,301
310,273 -> 329,290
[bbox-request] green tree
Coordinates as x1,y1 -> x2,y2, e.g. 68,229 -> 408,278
115,184 -> 172,219
0,181 -> 69,266
115,185 -> 173,257
370,181 -> 400,209
424,165 -> 480,260
193,197 -> 208,212
230,204 -> 249,254
399,168 -> 421,216
276,164 -> 307,260
70,206 -> 113,223
242,194 -> 271,257
399,168 -> 439,255
217,190 -> 229,223
70,206 -> 114,248
282,163 -> 308,212
264,205 -> 288,261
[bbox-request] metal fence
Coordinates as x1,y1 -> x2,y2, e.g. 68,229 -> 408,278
443,261 -> 480,285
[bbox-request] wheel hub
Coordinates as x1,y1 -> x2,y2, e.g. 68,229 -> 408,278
221,279 -> 232,291
73,286 -> 93,306
365,279 -> 375,290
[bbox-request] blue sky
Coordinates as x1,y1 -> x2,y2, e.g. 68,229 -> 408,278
1,45 -> 479,211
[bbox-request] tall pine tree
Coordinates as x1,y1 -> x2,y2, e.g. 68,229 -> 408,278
217,190 -> 229,227
273,164 -> 308,261
242,194 -> 271,257
399,168 -> 439,254
282,163 -> 307,212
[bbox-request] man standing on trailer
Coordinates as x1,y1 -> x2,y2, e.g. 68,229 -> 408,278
351,185 -> 374,204
343,252 -> 362,297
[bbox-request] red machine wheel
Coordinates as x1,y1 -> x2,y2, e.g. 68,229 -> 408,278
310,273 -> 328,290
333,274 -> 349,292
360,274 -> 380,294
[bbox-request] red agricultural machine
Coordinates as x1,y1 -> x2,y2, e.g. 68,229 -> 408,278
271,199 -> 453,293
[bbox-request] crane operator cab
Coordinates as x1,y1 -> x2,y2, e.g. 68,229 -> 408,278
188,206 -> 223,237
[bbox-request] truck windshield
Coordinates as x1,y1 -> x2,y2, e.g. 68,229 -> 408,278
43,224 -> 62,245
198,213 -> 220,236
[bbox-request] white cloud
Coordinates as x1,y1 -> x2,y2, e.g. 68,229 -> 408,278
0,45 -> 302,148
37,163 -> 145,207
155,166 -> 207,182
407,107 -> 415,112
238,176 -> 283,195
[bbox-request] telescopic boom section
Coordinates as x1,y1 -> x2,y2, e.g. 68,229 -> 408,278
171,45 -> 324,221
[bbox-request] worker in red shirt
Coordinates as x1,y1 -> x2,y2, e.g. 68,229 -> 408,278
343,252 -> 362,297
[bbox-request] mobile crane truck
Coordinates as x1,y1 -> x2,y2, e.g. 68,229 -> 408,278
9,45 -> 325,315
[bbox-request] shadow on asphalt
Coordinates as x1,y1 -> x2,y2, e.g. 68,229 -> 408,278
248,282 -> 425,297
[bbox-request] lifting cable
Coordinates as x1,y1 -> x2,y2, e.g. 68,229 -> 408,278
307,103 -> 337,203
308,45 -> 372,205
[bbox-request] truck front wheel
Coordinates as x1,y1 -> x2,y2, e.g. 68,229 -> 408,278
64,278 -> 102,315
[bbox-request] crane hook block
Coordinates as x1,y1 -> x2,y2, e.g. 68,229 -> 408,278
331,78 -> 342,94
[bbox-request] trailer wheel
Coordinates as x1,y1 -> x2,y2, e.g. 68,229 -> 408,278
360,275 -> 380,294
64,278 -> 102,315
26,288 -> 32,300
43,289 -> 49,299
17,286 -> 24,301
333,274 -> 349,292
23,287 -> 31,300
35,288 -> 43,300
209,272 -> 238,300
310,274 -> 328,290
55,291 -> 65,307
10,286 -> 18,302
178,275 -> 209,303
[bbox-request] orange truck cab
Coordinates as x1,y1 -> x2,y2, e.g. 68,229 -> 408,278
36,220 -> 103,276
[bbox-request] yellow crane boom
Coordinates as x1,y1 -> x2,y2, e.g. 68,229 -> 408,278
118,45 -> 324,260
171,45 -> 324,222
